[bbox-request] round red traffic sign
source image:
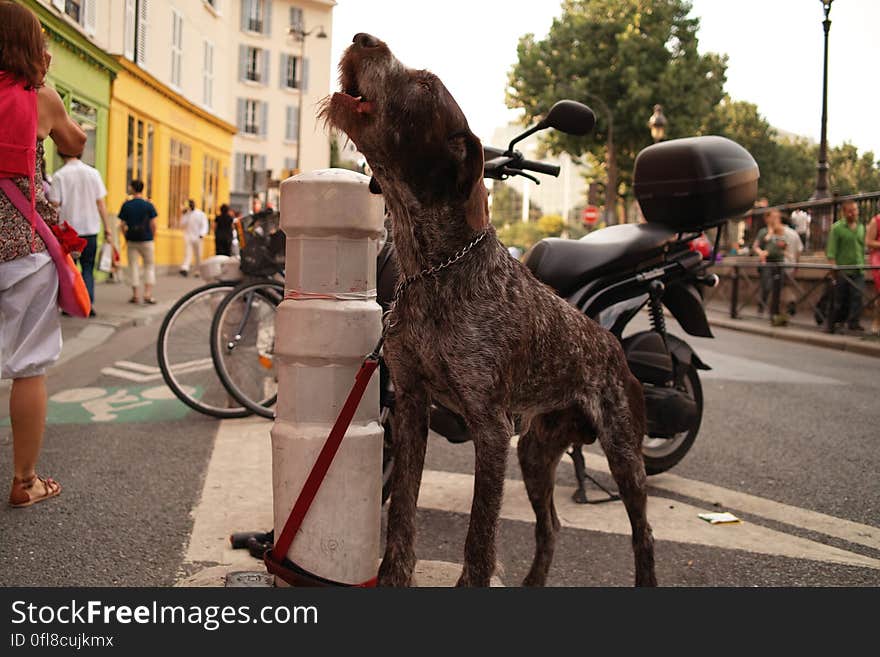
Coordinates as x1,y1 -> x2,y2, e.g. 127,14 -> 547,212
582,205 -> 599,225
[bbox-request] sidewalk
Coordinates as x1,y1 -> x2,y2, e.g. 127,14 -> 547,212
706,305 -> 880,359
55,271 -> 204,367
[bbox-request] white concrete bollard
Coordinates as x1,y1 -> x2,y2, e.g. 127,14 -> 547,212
272,168 -> 385,586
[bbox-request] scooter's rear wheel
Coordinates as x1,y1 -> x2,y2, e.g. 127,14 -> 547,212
642,365 -> 703,475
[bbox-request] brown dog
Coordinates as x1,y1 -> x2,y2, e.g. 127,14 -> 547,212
322,33 -> 655,587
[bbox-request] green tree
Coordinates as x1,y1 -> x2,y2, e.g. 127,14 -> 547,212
496,222 -> 546,251
699,97 -> 814,204
507,0 -> 727,200
537,214 -> 565,236
829,144 -> 880,196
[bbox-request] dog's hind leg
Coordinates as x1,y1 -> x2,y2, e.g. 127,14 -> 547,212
517,411 -> 574,586
378,384 -> 430,587
596,375 -> 657,587
456,414 -> 511,587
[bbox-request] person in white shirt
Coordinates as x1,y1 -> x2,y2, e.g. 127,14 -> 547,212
790,209 -> 811,249
179,199 -> 209,276
47,153 -> 111,315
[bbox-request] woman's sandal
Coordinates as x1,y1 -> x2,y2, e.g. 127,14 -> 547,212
143,297 -> 157,305
128,297 -> 140,304
9,475 -> 62,508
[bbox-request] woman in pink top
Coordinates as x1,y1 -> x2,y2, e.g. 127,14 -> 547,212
867,210 -> 880,335
0,1 -> 85,507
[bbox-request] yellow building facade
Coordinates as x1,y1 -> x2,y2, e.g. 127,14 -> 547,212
107,58 -> 236,266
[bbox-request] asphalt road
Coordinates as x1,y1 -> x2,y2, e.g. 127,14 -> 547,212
417,319 -> 880,586
1,314 -> 878,587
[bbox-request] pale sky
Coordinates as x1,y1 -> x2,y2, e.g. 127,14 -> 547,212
328,0 -> 880,159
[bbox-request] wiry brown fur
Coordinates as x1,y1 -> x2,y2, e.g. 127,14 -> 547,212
322,33 -> 656,586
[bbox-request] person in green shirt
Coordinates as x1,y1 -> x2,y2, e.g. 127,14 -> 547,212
826,200 -> 866,331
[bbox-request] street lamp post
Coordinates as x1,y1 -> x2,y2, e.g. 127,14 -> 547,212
812,0 -> 834,201
288,23 -> 327,174
648,104 -> 667,143
584,94 -> 617,226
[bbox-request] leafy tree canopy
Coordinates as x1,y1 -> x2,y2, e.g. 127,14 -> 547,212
507,0 -> 727,190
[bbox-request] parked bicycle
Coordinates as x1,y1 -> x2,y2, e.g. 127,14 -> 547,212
157,209 -> 285,419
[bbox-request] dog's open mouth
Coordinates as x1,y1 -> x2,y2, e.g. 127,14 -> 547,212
334,78 -> 374,115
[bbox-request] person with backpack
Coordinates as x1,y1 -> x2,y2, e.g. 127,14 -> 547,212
0,1 -> 86,507
118,179 -> 158,303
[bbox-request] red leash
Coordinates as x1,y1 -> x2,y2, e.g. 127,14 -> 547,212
265,348 -> 382,587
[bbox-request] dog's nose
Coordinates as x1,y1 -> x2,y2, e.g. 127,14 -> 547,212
353,33 -> 380,48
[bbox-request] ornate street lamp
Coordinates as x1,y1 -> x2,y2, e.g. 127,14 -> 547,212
811,0 -> 834,201
648,104 -> 667,143
288,23 -> 328,174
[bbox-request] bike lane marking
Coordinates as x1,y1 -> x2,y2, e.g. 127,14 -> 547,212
417,468 -> 880,571
0,385 -> 199,425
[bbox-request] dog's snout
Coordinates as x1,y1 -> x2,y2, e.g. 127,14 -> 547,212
353,32 -> 380,48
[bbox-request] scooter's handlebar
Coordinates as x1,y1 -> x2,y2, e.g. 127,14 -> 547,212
483,146 -> 561,182
482,99 -> 594,183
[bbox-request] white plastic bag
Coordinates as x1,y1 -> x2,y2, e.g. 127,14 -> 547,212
98,242 -> 113,273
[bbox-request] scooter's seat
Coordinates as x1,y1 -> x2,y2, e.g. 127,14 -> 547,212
523,223 -> 677,297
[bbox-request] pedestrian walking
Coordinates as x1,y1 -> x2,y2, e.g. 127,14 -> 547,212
118,179 -> 157,304
866,209 -> 880,335
791,208 -> 811,249
214,203 -> 234,257
47,152 -> 111,315
0,0 -> 87,507
179,199 -> 208,276
826,200 -> 866,332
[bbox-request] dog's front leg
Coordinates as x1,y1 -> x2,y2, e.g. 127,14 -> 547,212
378,384 -> 429,587
457,415 -> 511,587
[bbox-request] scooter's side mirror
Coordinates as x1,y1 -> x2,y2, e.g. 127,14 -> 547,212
537,100 -> 596,136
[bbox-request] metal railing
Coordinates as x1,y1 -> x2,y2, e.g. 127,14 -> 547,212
721,191 -> 880,254
705,261 -> 880,334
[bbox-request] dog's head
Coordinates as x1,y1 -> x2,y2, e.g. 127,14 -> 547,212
321,33 -> 488,231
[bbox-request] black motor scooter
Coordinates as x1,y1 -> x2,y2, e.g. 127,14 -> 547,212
376,100 -> 758,503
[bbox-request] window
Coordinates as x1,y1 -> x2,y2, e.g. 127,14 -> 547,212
126,113 -> 155,199
280,55 -> 309,92
203,41 -> 214,107
168,139 -> 192,229
171,10 -> 183,87
238,99 -> 267,137
284,105 -> 299,142
59,0 -> 96,36
202,155 -> 220,217
244,99 -> 259,135
234,152 -> 266,193
245,47 -> 261,82
242,0 -> 267,34
64,0 -> 82,23
280,54 -> 298,89
289,6 -> 303,32
70,99 -> 98,167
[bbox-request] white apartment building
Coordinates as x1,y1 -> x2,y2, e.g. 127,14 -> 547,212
229,0 -> 335,210
82,0 -> 335,212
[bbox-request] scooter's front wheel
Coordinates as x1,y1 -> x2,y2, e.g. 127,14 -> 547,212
642,365 -> 703,475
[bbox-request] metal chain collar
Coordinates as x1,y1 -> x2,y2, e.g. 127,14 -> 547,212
384,229 -> 489,327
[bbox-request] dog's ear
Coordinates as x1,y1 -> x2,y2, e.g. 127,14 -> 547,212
449,131 -> 489,231
369,176 -> 382,194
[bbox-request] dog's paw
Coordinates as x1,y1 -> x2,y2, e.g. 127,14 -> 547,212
377,558 -> 414,587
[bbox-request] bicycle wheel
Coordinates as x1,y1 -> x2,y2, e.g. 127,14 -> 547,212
210,280 -> 283,419
157,282 -> 252,418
